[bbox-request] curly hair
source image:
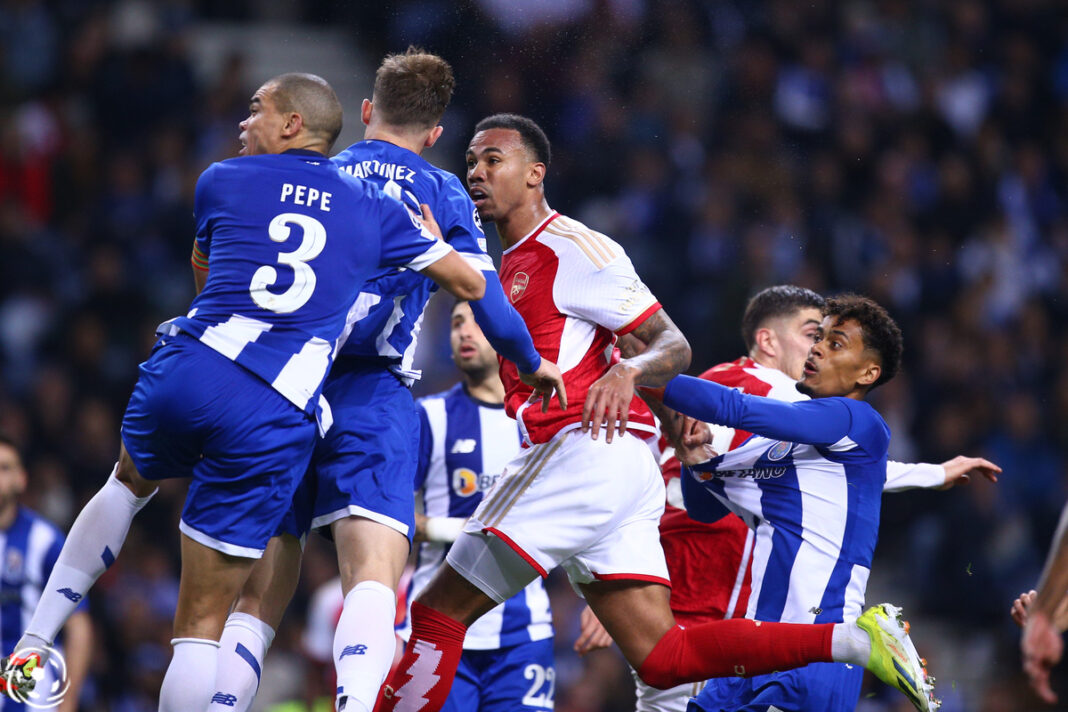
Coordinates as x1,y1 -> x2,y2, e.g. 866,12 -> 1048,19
823,294 -> 903,388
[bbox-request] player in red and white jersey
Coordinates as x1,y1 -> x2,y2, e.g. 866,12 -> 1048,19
379,117 -> 942,712
496,211 -> 660,445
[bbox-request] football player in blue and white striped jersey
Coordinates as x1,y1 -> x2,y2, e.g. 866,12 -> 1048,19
399,300 -> 555,712
662,294 -> 942,712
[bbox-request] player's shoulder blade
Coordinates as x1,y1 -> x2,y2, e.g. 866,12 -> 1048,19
540,214 -> 623,268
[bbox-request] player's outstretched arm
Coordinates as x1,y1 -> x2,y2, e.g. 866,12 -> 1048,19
582,309 -> 691,443
884,456 -> 1001,492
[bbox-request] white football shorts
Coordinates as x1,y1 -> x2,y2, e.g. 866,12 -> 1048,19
447,428 -> 669,602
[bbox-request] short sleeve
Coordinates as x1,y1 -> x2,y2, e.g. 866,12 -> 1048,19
376,192 -> 453,272
555,250 -> 660,334
192,163 -> 218,263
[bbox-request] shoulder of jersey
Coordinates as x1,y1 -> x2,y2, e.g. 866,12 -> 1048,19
537,214 -> 623,269
417,382 -> 464,408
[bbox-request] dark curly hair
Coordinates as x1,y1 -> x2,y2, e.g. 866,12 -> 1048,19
823,294 -> 903,389
741,285 -> 826,352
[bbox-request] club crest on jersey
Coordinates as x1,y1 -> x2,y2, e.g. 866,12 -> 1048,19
4,549 -> 22,580
765,441 -> 793,461
510,272 -> 529,303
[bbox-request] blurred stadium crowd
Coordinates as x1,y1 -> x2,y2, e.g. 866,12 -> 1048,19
0,0 -> 1065,709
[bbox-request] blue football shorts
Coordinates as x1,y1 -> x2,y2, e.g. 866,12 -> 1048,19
688,661 -> 864,712
280,360 -> 419,542
121,334 -> 316,558
444,637 -> 555,712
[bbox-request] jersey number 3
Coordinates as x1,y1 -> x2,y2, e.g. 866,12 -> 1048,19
250,212 -> 327,313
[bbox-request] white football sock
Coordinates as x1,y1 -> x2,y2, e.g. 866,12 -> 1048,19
208,613 -> 276,712
159,637 -> 220,712
21,469 -> 155,647
333,581 -> 398,711
831,621 -> 872,665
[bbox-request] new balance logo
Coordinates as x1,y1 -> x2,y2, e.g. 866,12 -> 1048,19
56,588 -> 82,603
450,439 -> 476,454
339,644 -> 367,659
211,693 -> 237,706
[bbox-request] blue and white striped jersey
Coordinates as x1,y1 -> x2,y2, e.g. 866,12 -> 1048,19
399,383 -> 553,649
332,141 -> 494,384
0,507 -> 84,711
171,150 -> 450,421
665,376 -> 889,625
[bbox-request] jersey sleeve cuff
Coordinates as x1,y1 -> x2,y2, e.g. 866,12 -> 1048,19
407,239 -> 454,272
616,301 -> 661,335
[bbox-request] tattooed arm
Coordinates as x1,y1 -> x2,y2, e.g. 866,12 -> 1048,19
582,308 -> 691,443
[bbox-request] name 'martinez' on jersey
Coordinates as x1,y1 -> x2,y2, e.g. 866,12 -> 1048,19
332,140 -> 493,385
170,150 -> 449,424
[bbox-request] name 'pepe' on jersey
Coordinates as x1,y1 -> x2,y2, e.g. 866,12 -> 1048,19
332,140 -> 494,384
173,150 -> 450,420
499,213 -> 660,444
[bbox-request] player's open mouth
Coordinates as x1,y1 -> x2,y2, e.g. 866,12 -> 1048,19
469,187 -> 488,206
803,359 -> 817,376
458,344 -> 478,358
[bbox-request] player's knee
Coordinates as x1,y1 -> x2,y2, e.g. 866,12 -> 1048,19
636,625 -> 688,690
114,449 -> 157,498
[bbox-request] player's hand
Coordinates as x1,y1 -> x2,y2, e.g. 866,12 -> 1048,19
582,362 -> 638,443
520,359 -> 568,413
1013,590 -> 1037,629
1023,609 -> 1063,704
574,606 -> 613,656
681,417 -> 712,448
938,455 -> 1001,490
418,203 -> 444,240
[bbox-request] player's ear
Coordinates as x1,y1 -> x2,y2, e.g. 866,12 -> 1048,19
281,112 -> 303,139
857,360 -> 881,388
527,162 -> 546,188
425,125 -> 444,148
361,98 -> 373,126
753,327 -> 775,359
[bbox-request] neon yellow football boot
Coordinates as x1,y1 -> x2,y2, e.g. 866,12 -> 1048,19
0,650 -> 40,700
857,603 -> 939,711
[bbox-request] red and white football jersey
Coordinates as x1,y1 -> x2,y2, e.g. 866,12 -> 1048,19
659,357 -> 803,625
499,212 -> 661,444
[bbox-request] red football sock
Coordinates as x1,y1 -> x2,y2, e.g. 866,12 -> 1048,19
637,619 -> 834,689
378,602 -> 467,712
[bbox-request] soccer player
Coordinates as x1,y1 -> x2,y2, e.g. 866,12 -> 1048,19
0,73 -> 486,711
378,115 -> 933,712
654,294 -> 938,712
208,50 -> 563,712
398,299 -> 555,711
0,435 -> 91,712
576,285 -> 999,712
